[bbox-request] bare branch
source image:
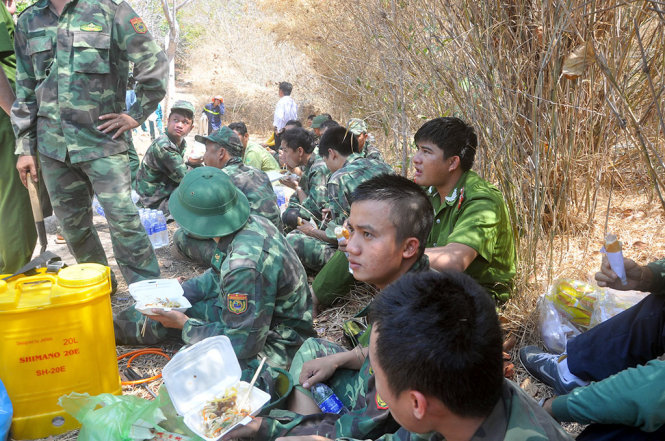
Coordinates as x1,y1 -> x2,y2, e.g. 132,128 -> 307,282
176,0 -> 195,11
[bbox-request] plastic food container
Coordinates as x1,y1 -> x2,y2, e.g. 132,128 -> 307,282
129,279 -> 191,314
162,336 -> 270,440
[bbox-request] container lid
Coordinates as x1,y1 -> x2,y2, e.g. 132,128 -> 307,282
162,336 -> 241,416
58,264 -> 109,288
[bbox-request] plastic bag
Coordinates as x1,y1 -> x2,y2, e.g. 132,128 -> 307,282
539,279 -> 647,353
0,379 -> 11,441
548,279 -> 600,329
538,294 -> 581,353
590,288 -> 646,327
58,392 -> 166,441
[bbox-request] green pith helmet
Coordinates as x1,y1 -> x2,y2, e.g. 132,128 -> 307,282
168,167 -> 250,238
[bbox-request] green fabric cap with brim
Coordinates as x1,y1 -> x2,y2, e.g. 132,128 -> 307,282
195,126 -> 244,157
168,166 -> 250,238
311,115 -> 331,129
347,118 -> 368,136
171,100 -> 195,117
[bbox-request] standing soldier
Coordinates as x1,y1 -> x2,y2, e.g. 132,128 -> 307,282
13,0 -> 167,286
0,0 -> 37,275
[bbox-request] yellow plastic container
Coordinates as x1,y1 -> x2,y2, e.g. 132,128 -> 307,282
0,263 -> 121,440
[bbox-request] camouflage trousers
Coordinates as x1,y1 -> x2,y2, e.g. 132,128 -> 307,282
127,136 -> 139,188
256,337 -> 399,440
40,152 -> 160,284
286,230 -> 337,274
172,228 -> 216,266
0,116 -> 36,274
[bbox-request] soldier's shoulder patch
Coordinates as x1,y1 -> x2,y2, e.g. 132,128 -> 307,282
375,392 -> 389,410
227,293 -> 248,314
130,17 -> 148,34
80,22 -> 103,32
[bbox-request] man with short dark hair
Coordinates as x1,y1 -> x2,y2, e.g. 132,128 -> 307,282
279,127 -> 329,228
135,100 -> 196,215
229,121 -> 280,172
173,127 -> 282,265
224,174 -> 434,441
273,81 -> 298,151
413,117 -> 516,302
360,271 -> 572,441
286,126 -> 392,274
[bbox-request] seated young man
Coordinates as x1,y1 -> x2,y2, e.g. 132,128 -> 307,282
223,174 -> 433,440
287,126 -> 393,274
413,117 -> 516,302
279,127 -> 330,229
520,253 -> 665,440
347,118 -> 384,163
173,127 -> 282,265
344,271 -> 572,441
115,167 -> 315,369
135,100 -> 197,215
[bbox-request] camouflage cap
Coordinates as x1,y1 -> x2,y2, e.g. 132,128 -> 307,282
195,126 -> 244,157
171,100 -> 195,117
347,118 -> 368,135
311,115 -> 331,129
168,166 -> 250,238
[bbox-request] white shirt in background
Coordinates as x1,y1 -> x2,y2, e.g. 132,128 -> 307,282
273,95 -> 298,131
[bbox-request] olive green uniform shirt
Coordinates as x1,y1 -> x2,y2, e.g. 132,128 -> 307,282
243,141 -> 280,172
426,170 -> 516,301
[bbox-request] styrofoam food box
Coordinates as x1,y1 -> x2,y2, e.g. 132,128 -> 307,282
128,279 -> 191,314
162,336 -> 271,441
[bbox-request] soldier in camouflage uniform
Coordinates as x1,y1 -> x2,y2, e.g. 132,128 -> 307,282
340,271 -> 572,441
287,126 -> 393,273
225,174 -> 435,440
13,0 -> 166,284
172,126 -> 283,265
278,127 -> 329,230
135,100 -> 195,215
348,117 -> 385,164
114,167 -> 315,368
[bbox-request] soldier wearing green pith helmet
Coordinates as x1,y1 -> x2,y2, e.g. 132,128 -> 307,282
172,126 -> 283,265
13,0 -> 167,285
114,167 -> 315,368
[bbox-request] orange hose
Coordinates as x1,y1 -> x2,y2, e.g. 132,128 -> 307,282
117,348 -> 170,385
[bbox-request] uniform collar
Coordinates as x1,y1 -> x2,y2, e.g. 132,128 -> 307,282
408,254 -> 430,274
431,170 -> 470,208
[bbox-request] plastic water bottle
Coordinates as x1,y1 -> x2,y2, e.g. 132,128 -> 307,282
131,189 -> 140,205
274,186 -> 286,213
140,209 -> 153,246
155,210 -> 169,248
311,383 -> 348,414
148,210 -> 160,248
92,196 -> 105,217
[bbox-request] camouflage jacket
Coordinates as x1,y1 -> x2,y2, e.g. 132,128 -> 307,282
286,151 -> 329,221
362,139 -> 385,164
335,380 -> 573,441
12,0 -> 167,162
223,157 -> 283,230
257,254 -> 431,440
135,133 -> 187,209
327,153 -> 393,226
181,215 -> 316,367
